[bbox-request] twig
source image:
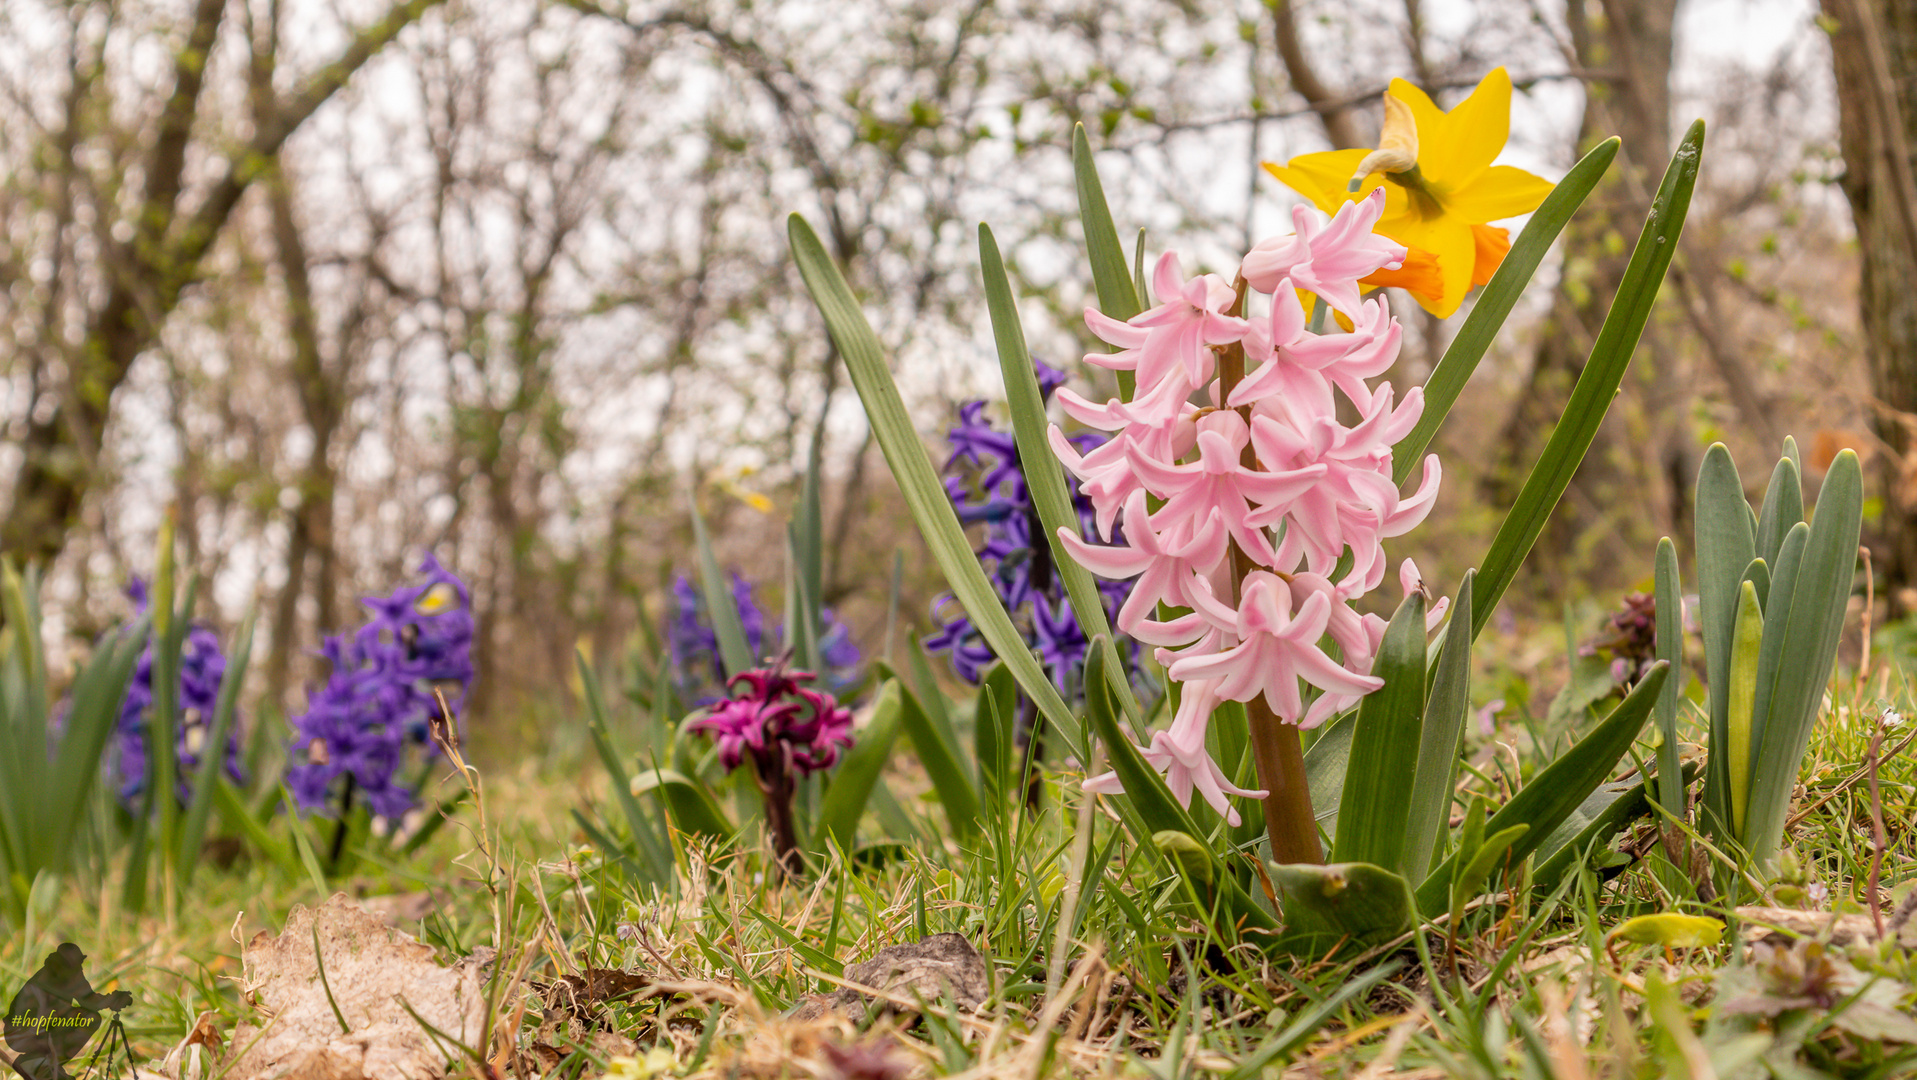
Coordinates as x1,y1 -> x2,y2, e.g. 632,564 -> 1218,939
1866,717 -> 1889,940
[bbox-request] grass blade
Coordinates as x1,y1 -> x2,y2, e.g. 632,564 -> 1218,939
579,649 -> 673,881
790,213 -> 1084,762
979,222 -> 1142,726
629,769 -> 735,841
978,662 -> 1017,804
1331,593 -> 1426,876
1393,137 -> 1620,482
1408,571 -> 1474,878
1470,123 -> 1704,639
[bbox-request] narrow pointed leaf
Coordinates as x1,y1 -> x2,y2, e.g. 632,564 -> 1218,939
1394,137 -> 1620,482
1653,538 -> 1684,818
690,495 -> 754,679
1747,520 -> 1808,812
1331,593 -> 1426,875
979,223 -> 1141,725
1408,571 -> 1473,877
893,677 -> 981,840
630,769 -> 734,841
1742,450 -> 1862,868
1732,583 -> 1755,844
815,679 -> 903,851
1755,454 -> 1804,567
978,662 -> 1018,802
1471,124 -> 1704,638
180,608 -> 256,885
1072,124 -> 1138,400
1695,442 -> 1755,835
790,213 -> 1084,762
1304,707 -> 1357,824
1417,661 -> 1669,916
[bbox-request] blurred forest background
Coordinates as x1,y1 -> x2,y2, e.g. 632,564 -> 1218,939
3,0 -> 1914,732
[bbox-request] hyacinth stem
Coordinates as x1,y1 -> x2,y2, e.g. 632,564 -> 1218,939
1217,276 -> 1324,865
754,756 -> 805,880
330,773 -> 356,868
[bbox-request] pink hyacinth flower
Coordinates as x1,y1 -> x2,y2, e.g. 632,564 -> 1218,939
1083,253 -> 1248,390
1240,189 -> 1406,316
1057,490 -> 1228,646
1130,410 -> 1326,566
1168,571 -> 1384,723
1082,679 -> 1267,825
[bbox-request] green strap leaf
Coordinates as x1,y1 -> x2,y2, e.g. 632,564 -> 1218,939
789,213 -> 1085,763
630,769 -> 735,842
1471,123 -> 1705,639
1742,450 -> 1862,868
690,494 -> 755,679
1726,579 -> 1765,838
815,679 -> 903,852
1408,571 -> 1474,878
1754,453 -> 1804,568
1653,538 -> 1685,818
1072,124 -> 1139,399
1747,520 -> 1809,818
978,662 -> 1019,803
1393,137 -> 1621,483
1695,442 -> 1755,835
179,608 -> 256,886
1416,661 -> 1669,916
1331,593 -> 1427,876
893,676 -> 982,840
978,223 -> 1143,728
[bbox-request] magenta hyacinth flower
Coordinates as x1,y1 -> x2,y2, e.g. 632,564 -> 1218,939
1060,188 -> 1449,822
688,664 -> 854,780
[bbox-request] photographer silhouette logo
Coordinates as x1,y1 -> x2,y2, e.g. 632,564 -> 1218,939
4,943 -> 133,1080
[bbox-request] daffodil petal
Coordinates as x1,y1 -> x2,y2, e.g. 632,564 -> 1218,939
1263,149 -> 1370,213
1469,224 -> 1510,287
1442,165 -> 1556,223
1378,213 -> 1476,317
1424,68 -> 1513,188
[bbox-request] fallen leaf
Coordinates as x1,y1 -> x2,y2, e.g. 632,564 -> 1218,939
218,893 -> 488,1080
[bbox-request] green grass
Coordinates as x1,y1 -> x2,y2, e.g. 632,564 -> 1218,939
5,631 -> 1916,1080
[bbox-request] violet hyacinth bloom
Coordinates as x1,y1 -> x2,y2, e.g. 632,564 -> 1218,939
113,577 -> 244,805
923,357 -> 1139,699
688,659 -> 852,875
284,553 -> 474,820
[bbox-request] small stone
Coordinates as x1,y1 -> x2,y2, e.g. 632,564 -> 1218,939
788,933 -> 987,1024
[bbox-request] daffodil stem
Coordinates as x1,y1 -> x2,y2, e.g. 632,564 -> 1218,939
1217,276 -> 1324,866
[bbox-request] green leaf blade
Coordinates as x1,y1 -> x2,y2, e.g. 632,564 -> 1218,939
1331,593 -> 1427,876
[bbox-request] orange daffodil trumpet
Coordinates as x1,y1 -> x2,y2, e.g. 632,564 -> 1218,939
1265,68 -> 1554,317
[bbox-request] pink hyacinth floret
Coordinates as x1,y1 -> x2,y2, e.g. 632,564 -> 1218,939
1063,187 -> 1446,818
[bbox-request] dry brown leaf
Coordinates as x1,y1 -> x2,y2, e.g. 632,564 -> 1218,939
216,893 -> 488,1080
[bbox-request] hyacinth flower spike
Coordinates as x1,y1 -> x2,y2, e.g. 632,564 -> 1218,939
1129,410 -> 1326,567
688,657 -> 852,878
1056,490 -> 1227,646
1167,571 -> 1384,725
1085,679 -> 1267,826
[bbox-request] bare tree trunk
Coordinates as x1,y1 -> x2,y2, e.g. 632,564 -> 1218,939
1825,0 -> 1917,614
0,0 -> 447,569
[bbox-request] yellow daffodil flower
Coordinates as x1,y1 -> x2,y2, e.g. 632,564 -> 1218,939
1264,67 -> 1554,317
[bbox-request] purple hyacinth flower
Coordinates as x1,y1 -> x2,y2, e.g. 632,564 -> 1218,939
112,577 -> 245,806
286,554 -> 475,819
